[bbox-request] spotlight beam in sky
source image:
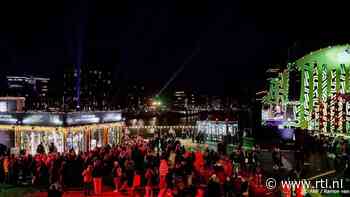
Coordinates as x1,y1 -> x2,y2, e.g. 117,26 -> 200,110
156,42 -> 201,97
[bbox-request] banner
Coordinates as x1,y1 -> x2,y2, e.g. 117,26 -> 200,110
321,64 -> 328,132
312,64 -> 319,130
329,69 -> 337,132
303,64 -> 311,129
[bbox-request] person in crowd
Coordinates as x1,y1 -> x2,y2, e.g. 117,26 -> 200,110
292,163 -> 302,179
255,164 -> 263,186
168,150 -> 176,169
125,159 -> 135,191
294,145 -> 304,170
145,165 -> 155,197
207,174 -> 221,197
241,179 -> 249,197
49,143 -> 57,153
38,160 -> 49,188
0,156 -> 4,183
8,154 -> 17,184
82,165 -> 93,196
223,176 -> 234,197
112,161 -> 122,193
92,159 -> 103,195
341,139 -> 349,167
3,155 -> 9,184
272,145 -> 281,170
37,143 -> 45,154
195,185 -> 205,197
158,157 -> 169,195
48,180 -> 63,197
130,170 -> 142,196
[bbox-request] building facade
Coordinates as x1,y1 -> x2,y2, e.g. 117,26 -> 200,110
0,97 -> 25,112
123,84 -> 146,112
172,91 -> 198,110
196,120 -> 239,142
6,75 -> 49,110
63,64 -> 114,111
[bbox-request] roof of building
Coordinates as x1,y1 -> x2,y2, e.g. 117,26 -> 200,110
296,44 -> 350,68
0,97 -> 26,100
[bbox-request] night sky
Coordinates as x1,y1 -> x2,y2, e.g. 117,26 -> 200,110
0,1 -> 349,99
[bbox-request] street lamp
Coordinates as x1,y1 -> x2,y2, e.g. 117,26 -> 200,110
152,99 -> 162,108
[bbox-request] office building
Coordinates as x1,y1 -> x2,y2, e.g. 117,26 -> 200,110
6,75 -> 49,110
63,64 -> 114,111
173,91 -> 187,110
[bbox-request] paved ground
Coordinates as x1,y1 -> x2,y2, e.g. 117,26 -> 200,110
1,188 -> 131,197
259,150 -> 340,179
23,191 -> 129,197
20,189 -> 154,197
0,184 -> 39,197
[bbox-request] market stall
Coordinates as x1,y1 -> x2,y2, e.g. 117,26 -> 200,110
0,111 -> 124,155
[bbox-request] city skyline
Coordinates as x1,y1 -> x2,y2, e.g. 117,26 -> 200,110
1,1 -> 349,98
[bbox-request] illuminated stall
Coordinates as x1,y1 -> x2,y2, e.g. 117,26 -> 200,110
65,112 -> 123,151
0,111 -> 123,155
20,127 -> 64,154
196,120 -> 239,142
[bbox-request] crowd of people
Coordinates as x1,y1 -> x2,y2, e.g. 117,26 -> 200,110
2,129 -> 350,196
0,133 -> 272,197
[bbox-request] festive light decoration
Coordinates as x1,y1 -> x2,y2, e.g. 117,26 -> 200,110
126,125 -> 198,129
312,63 -> 319,130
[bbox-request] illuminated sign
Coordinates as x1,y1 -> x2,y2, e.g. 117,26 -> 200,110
0,102 -> 7,112
22,114 -> 63,126
67,114 -> 100,125
0,114 -> 17,124
102,112 -> 122,122
0,111 -> 122,126
66,112 -> 122,125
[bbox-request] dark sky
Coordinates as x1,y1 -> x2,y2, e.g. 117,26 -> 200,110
0,1 -> 349,98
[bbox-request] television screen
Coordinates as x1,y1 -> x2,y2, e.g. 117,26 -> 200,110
261,104 -> 285,121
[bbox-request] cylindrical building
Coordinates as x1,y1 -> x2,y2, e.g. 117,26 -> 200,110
263,44 -> 350,134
